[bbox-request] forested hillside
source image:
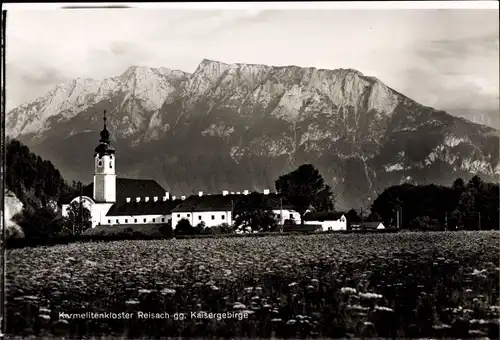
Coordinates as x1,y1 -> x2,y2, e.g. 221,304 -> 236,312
5,139 -> 81,211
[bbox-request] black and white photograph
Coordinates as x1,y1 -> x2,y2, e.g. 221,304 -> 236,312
2,1 -> 499,338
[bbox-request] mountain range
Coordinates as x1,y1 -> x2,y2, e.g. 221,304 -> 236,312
7,59 -> 500,209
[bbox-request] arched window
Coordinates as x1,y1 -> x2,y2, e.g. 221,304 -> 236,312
97,160 -> 103,167
109,161 -> 113,168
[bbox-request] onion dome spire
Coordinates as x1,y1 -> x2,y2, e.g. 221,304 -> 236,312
94,110 -> 115,157
99,110 -> 110,143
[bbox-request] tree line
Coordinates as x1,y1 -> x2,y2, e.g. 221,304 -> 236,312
370,176 -> 499,230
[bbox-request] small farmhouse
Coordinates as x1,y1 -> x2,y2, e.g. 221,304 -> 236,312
351,221 -> 386,231
303,211 -> 348,231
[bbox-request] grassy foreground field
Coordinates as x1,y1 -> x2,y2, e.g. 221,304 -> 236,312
6,231 -> 500,338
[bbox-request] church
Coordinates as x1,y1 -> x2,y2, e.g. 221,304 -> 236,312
60,111 -> 181,228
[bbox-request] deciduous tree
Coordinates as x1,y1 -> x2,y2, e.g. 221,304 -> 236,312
275,164 -> 334,225
65,201 -> 92,235
233,192 -> 278,232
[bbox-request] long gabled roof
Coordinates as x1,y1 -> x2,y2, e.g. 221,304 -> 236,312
105,199 -> 182,216
59,178 -> 167,204
303,211 -> 347,221
172,194 -> 238,212
171,193 -> 294,213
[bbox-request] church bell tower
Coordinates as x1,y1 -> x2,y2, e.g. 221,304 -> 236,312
93,110 -> 116,203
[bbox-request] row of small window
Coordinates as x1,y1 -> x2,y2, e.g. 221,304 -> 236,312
177,214 -> 226,220
108,218 -> 166,224
107,214 -> 295,224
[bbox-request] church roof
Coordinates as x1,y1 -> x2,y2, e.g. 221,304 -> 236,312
171,193 -> 294,213
106,199 -> 182,216
59,178 -> 167,204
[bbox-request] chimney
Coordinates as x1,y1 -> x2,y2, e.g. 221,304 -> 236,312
222,190 -> 229,196
172,196 -> 176,200
198,191 -> 203,197
263,189 -> 270,195
153,196 -> 158,202
236,191 -> 241,195
181,195 -> 186,200
145,197 -> 149,202
165,192 -> 170,200
243,190 -> 249,195
126,197 -> 131,203
136,197 -> 141,202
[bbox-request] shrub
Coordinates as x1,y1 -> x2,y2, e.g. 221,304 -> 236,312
159,222 -> 174,238
175,218 -> 193,236
209,223 -> 234,235
410,216 -> 443,231
14,206 -> 65,240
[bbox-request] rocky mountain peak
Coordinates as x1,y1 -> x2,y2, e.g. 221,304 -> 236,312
183,59 -> 401,120
7,65 -> 191,139
120,65 -> 150,77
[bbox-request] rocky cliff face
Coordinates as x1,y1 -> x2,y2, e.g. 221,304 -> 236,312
7,59 -> 499,209
4,190 -> 25,239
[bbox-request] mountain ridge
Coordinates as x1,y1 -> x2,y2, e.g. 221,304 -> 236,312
7,65 -> 190,138
7,59 -> 499,209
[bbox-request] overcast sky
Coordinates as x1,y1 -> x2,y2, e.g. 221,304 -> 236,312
5,3 -> 499,117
